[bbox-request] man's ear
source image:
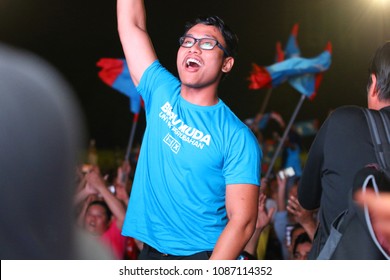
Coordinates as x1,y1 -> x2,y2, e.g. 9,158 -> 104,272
222,57 -> 234,73
368,73 -> 378,97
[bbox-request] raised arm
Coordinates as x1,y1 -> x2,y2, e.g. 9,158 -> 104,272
287,195 -> 317,240
117,0 -> 157,85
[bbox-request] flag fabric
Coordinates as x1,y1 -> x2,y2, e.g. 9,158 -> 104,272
248,42 -> 332,99
97,58 -> 142,114
249,23 -> 332,100
288,42 -> 332,99
247,40 -> 287,90
275,41 -> 285,62
283,24 -> 329,100
284,23 -> 300,59
288,72 -> 324,100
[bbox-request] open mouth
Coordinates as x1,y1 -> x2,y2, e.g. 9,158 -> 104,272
186,58 -> 202,68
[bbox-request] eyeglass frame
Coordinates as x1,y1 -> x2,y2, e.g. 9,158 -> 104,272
179,35 -> 230,57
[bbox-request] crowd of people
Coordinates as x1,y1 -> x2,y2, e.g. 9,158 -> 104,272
2,0 -> 390,261
73,160 -> 144,259
76,0 -> 390,259
73,145 -> 316,260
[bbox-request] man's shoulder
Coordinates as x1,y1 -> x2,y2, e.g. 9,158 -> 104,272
141,60 -> 179,84
330,105 -> 363,116
328,105 -> 365,123
321,105 -> 371,138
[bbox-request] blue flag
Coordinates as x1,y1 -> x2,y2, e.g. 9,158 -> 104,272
249,23 -> 332,99
249,43 -> 332,99
284,23 -> 300,58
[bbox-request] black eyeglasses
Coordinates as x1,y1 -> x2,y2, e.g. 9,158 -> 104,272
179,35 -> 229,57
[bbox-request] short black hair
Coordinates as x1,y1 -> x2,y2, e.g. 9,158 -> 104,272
367,41 -> 390,101
183,15 -> 238,58
293,232 -> 311,256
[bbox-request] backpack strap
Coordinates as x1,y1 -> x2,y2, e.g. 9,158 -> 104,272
363,108 -> 390,171
362,108 -> 390,259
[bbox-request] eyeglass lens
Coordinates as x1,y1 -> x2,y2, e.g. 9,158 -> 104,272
180,36 -> 217,50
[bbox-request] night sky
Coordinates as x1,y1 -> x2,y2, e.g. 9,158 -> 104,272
1,0 -> 389,150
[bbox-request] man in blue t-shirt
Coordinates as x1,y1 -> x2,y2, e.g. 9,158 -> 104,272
118,0 -> 262,260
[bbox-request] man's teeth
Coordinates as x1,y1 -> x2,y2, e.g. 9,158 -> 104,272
186,58 -> 201,66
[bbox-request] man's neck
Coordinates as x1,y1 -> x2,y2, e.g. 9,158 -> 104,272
180,86 -> 219,106
369,100 -> 390,110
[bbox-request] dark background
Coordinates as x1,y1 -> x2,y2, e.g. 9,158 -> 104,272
1,0 -> 389,151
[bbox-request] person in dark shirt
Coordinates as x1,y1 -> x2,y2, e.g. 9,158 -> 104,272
298,41 -> 390,259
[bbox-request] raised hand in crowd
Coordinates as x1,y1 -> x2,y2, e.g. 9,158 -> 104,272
114,160 -> 132,206
287,195 -> 317,240
242,192 -> 275,258
74,165 -> 128,259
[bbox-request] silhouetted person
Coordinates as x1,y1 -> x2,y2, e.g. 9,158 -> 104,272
0,43 -> 87,259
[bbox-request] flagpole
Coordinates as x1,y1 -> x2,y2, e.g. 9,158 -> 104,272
259,88 -> 273,116
264,94 -> 306,179
124,113 -> 139,162
252,88 -> 273,130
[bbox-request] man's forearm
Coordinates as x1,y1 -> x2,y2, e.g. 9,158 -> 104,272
210,219 -> 256,260
242,228 -> 263,257
117,0 -> 156,85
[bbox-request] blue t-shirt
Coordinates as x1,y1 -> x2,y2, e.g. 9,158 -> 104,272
122,60 -> 262,255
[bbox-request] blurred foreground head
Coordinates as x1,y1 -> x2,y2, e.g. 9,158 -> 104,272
0,43 -> 85,259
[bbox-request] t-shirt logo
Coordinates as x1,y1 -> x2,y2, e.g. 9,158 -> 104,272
159,102 -> 211,150
163,134 -> 181,154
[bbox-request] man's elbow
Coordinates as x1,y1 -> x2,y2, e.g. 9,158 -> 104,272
241,216 -> 257,241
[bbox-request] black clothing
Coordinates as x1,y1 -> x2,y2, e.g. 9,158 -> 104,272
138,244 -> 212,260
298,105 -> 390,258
